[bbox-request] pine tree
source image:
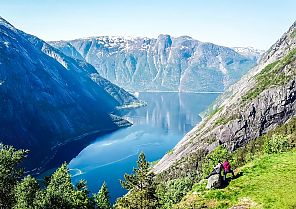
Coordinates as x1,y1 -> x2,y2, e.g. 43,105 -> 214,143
34,163 -> 91,209
93,182 -> 111,209
76,179 -> 90,197
116,152 -> 159,209
0,143 -> 28,209
13,175 -> 40,209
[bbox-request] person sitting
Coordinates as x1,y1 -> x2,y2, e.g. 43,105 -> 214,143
222,159 -> 235,181
206,161 -> 223,179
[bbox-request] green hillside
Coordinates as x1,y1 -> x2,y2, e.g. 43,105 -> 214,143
174,150 -> 296,209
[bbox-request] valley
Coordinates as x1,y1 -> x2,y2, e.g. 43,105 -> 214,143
57,92 -> 220,202
0,2 -> 295,208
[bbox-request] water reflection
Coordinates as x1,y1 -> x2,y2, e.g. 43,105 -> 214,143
68,92 -> 219,202
121,92 -> 217,133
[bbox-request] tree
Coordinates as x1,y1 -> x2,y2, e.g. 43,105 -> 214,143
93,182 -> 111,209
13,175 -> 40,209
0,144 -> 97,209
76,179 -> 90,196
0,143 -> 28,209
156,177 -> 193,209
34,163 -> 91,209
116,152 -> 159,209
76,179 -> 96,209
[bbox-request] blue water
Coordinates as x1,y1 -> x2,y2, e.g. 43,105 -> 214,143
68,92 -> 219,202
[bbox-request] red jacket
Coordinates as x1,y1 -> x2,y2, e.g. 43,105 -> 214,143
223,161 -> 231,171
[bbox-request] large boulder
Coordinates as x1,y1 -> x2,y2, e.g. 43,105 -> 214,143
206,174 -> 222,189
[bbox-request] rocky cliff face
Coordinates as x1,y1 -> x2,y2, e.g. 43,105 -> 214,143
24,34 -> 139,107
153,22 -> 296,178
51,36 -> 261,92
0,17 -> 138,172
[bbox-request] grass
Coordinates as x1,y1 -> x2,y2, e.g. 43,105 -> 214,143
166,149 -> 174,155
242,48 -> 296,102
207,107 -> 223,118
174,150 -> 296,209
213,114 -> 239,127
156,118 -> 296,208
150,159 -> 160,167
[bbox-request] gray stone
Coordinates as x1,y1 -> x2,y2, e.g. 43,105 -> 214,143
206,174 -> 222,189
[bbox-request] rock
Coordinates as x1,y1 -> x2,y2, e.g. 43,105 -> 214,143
206,174 -> 222,189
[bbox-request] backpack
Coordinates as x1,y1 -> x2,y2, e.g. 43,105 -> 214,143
223,161 -> 231,171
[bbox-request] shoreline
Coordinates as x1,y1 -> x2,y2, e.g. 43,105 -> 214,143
115,101 -> 147,110
32,126 -> 130,177
31,102 -> 144,176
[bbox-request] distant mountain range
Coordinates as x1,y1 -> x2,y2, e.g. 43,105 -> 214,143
51,36 -> 263,92
0,17 -> 139,172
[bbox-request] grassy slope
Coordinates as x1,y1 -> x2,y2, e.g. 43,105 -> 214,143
174,150 -> 296,209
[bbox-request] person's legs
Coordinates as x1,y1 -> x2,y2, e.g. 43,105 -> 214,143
231,170 -> 235,177
223,170 -> 228,181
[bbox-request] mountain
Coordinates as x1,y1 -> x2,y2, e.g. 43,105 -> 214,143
23,34 -> 140,108
232,46 -> 264,60
51,36 -> 262,92
153,21 -> 296,178
0,17 -> 139,172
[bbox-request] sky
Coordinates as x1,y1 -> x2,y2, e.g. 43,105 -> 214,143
0,0 -> 295,49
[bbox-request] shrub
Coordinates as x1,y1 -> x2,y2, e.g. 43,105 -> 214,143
201,146 -> 231,178
157,177 -> 193,209
264,134 -> 291,154
231,136 -> 265,167
192,180 -> 207,193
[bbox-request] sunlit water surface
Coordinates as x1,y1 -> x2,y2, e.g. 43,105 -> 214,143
68,92 -> 220,202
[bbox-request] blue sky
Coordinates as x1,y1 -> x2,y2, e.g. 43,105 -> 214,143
0,0 -> 295,49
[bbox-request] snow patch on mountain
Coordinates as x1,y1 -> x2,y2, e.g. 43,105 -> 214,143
51,35 -> 262,92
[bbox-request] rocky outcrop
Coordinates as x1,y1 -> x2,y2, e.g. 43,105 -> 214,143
0,17 -> 138,172
153,22 -> 296,178
206,174 -> 222,189
51,36 -> 261,92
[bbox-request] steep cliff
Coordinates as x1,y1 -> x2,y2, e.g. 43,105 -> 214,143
0,17 -> 137,172
24,34 -> 139,107
51,36 -> 261,92
153,21 -> 296,179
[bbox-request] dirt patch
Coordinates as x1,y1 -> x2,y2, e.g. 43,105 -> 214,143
229,197 -> 258,209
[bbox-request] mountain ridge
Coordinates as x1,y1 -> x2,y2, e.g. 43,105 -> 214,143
51,35 -> 263,92
153,21 -> 296,179
0,16 -> 139,173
